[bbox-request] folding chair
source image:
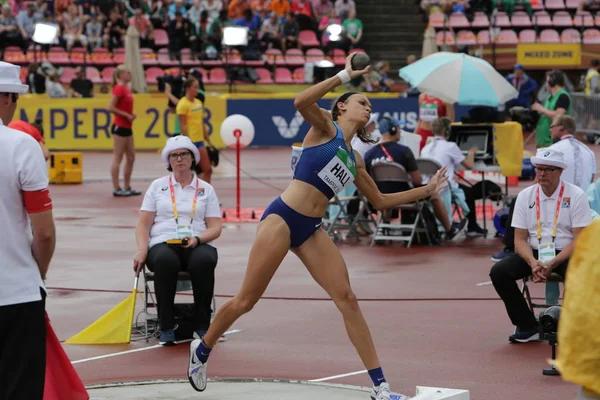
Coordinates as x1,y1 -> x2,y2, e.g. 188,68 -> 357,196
416,157 -> 465,220
369,162 -> 431,248
142,268 -> 217,342
323,191 -> 377,240
521,273 -> 565,312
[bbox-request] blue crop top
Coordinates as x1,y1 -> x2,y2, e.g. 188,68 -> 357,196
291,122 -> 357,200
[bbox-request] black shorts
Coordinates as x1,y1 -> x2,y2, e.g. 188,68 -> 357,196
111,125 -> 133,137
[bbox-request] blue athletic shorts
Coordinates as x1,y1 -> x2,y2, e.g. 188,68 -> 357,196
261,197 -> 323,248
194,141 -> 205,148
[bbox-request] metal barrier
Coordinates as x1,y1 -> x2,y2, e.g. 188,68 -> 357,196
571,92 -> 600,144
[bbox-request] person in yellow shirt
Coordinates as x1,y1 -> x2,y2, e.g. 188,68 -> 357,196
177,78 -> 213,183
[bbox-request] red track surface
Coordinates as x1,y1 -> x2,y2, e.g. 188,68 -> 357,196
47,143 -> 599,400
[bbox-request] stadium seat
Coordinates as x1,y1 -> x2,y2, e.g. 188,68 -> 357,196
293,67 -> 305,83
561,28 -> 581,42
477,30 -> 490,44
69,47 -> 87,65
435,30 -> 456,45
285,48 -> 305,67
163,67 -> 182,76
101,67 -> 115,84
553,10 -> 573,26
428,11 -> 446,28
349,48 -> 365,54
145,67 -> 164,85
496,29 -> 519,43
60,67 -> 76,84
573,11 -> 595,27
48,47 -> 70,65
113,48 -> 126,64
154,29 -> 169,47
254,67 -> 273,83
494,11 -> 511,27
539,28 -> 560,42
89,48 -> 114,66
595,12 -> 600,27
583,28 -> 600,43
265,48 -> 285,66
85,66 -> 103,84
329,48 -> 346,66
471,12 -> 490,28
3,49 -> 28,65
519,29 -> 537,42
456,30 -> 477,45
157,48 -> 179,67
223,48 -> 243,65
544,0 -> 566,10
298,30 -> 320,47
511,11 -> 532,27
565,0 -> 580,7
305,48 -> 325,63
140,48 -> 159,66
208,68 -> 227,84
275,68 -> 294,83
533,11 -> 553,26
449,12 -> 470,28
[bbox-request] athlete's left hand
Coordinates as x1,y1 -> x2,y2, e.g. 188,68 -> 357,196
427,167 -> 449,194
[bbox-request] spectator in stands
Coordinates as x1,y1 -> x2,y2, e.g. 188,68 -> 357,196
46,72 -> 68,98
26,62 -> 46,94
489,148 -> 592,343
234,8 -> 260,31
532,70 -> 572,148
16,3 -> 36,44
270,0 -> 291,17
260,11 -> 281,50
0,4 -> 26,54
189,0 -> 203,26
415,93 -> 454,150
134,135 -> 222,346
207,9 -> 229,53
420,0 -> 451,16
86,13 -> 104,49
342,9 -> 362,52
129,7 -> 154,48
319,7 -> 340,49
78,0 -> 97,19
32,0 -> 47,21
291,0 -> 314,30
125,0 -> 150,17
251,0 -> 271,12
70,66 -> 94,98
103,10 -> 126,50
167,11 -> 191,59
374,61 -> 395,93
228,0 -> 250,19
465,0 -> 494,22
280,11 -> 300,51
190,10 -> 209,59
583,59 -> 599,95
313,0 -> 333,27
501,0 -> 533,17
169,0 -> 188,20
63,5 -> 89,51
201,0 -> 223,25
421,117 -> 488,237
365,117 -> 462,239
334,0 -> 355,19
505,64 -> 538,109
55,0 -> 74,16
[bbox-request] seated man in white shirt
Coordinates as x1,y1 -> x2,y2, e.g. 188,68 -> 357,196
489,148 -> 592,343
420,117 -> 487,236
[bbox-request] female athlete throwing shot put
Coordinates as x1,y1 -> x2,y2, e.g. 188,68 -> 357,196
188,54 -> 449,400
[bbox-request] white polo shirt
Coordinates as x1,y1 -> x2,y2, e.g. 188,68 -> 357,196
549,135 -> 597,191
512,180 -> 592,250
351,128 -> 381,160
0,121 -> 49,307
420,136 -> 465,189
140,174 -> 221,249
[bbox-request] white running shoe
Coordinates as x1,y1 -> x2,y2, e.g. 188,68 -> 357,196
371,382 -> 392,400
188,339 -> 207,392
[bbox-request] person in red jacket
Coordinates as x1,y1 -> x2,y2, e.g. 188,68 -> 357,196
415,93 -> 454,150
7,119 -> 50,161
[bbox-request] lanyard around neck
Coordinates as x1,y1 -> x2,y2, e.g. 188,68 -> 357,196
379,144 -> 394,162
169,175 -> 199,225
536,183 -> 565,244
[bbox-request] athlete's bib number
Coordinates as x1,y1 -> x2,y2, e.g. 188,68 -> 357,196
419,103 -> 438,122
317,148 -> 356,194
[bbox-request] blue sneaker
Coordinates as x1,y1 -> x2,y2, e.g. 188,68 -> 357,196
193,330 -> 208,340
491,248 -> 514,262
159,329 -> 176,346
509,326 -> 540,343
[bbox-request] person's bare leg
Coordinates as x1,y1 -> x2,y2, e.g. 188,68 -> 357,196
123,136 -> 135,189
111,135 -> 127,191
430,193 -> 451,232
202,215 -> 291,347
292,229 -> 380,369
198,147 -> 212,183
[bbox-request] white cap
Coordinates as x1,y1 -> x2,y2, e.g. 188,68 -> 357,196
0,62 -> 29,94
161,136 -> 201,166
530,147 -> 567,170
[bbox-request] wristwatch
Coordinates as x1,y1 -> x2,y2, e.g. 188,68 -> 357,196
195,236 -> 202,246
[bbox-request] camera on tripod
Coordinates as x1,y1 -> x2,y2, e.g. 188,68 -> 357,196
509,107 -> 540,132
157,68 -> 206,108
539,305 -> 561,376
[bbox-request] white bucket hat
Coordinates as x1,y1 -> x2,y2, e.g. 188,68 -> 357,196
0,61 -> 29,94
161,136 -> 201,167
530,147 -> 567,170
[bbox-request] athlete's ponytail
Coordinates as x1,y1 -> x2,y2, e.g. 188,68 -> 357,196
331,92 -> 378,144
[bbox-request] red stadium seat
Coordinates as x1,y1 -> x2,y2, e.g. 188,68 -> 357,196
154,29 -> 169,47
293,67 -> 305,83
85,66 -> 103,84
208,68 -> 227,84
544,0 -> 566,10
435,30 -> 455,45
511,11 -> 532,27
532,11 -> 553,26
456,30 -> 477,45
449,13 -> 470,28
539,28 -> 560,42
48,47 -> 70,65
595,13 -> 600,27
140,48 -> 159,66
305,48 -> 325,63
265,48 -> 285,66
285,49 -> 305,67
101,67 -> 115,84
274,68 -> 293,84
496,29 -> 519,44
145,67 -> 164,85
60,67 -> 76,84
519,29 -> 537,43
477,30 -> 490,44
428,12 -> 446,28
254,67 -> 273,83
89,48 -> 114,66
583,28 -> 600,43
223,48 -> 243,65
329,48 -> 346,66
573,11 -> 594,27
298,30 -> 320,47
157,48 -> 179,67
565,0 -> 580,7
113,48 -> 126,64
471,12 -> 490,28
3,50 -> 29,65
494,11 -> 511,27
561,28 -> 581,42
553,11 -> 573,27
69,47 -> 87,65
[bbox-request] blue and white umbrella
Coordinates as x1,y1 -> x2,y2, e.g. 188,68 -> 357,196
399,52 -> 518,106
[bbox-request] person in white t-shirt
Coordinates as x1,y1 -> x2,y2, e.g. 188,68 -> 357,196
350,113 -> 379,159
489,148 -> 592,343
134,136 -> 223,346
0,61 -> 56,400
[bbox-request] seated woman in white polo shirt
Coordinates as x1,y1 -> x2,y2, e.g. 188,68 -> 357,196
134,136 -> 223,346
489,148 -> 592,343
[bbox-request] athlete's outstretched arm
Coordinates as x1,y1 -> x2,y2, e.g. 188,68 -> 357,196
353,152 -> 448,211
294,55 -> 369,134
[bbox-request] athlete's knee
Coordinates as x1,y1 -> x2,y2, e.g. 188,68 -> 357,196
333,288 -> 359,311
233,295 -> 258,315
